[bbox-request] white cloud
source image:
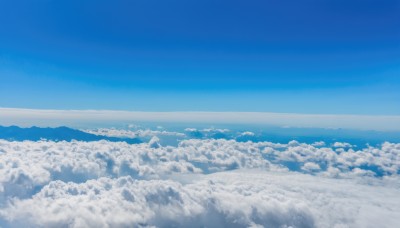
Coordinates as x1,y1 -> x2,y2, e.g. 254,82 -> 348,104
148,136 -> 161,149
202,128 -> 230,133
0,139 -> 398,197
184,128 -> 197,132
83,128 -> 185,139
240,131 -> 255,136
1,108 -> 400,131
302,162 -> 321,172
0,138 -> 400,227
311,141 -> 325,147
333,142 -> 354,148
1,171 -> 399,228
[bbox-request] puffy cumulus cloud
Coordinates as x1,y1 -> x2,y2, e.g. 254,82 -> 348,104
0,138 -> 400,227
1,139 -> 400,204
1,171 -> 400,228
263,141 -> 400,177
1,178 -> 204,227
301,162 -> 321,172
202,128 -> 230,133
0,139 -> 273,205
333,142 -> 354,148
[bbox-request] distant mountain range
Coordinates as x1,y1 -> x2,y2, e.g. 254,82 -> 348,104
0,126 -> 142,144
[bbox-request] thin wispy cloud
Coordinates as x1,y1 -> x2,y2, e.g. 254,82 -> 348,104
1,108 -> 400,131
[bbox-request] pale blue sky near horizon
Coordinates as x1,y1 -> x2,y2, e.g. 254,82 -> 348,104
1,0 -> 399,114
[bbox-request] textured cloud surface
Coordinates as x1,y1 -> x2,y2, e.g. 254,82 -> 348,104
3,172 -> 400,228
0,137 -> 399,227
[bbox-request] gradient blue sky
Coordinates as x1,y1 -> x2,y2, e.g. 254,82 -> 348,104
0,0 -> 399,114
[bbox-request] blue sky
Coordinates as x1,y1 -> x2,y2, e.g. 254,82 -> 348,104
0,0 -> 399,114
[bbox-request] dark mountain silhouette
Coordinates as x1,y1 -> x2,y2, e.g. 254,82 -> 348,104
0,126 -> 142,144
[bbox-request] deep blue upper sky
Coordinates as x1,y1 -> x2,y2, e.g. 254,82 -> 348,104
1,0 -> 399,114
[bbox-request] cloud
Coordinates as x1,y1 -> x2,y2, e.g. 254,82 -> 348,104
1,171 -> 399,228
311,141 -> 325,147
0,139 -> 399,203
83,128 -> 186,146
333,142 -> 354,148
148,136 -> 161,149
1,108 -> 400,131
0,138 -> 400,227
83,128 -> 185,139
0,139 -> 272,205
301,162 -> 321,172
241,131 -> 255,136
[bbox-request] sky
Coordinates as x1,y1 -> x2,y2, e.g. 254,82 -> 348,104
0,0 -> 399,114
1,108 -> 400,131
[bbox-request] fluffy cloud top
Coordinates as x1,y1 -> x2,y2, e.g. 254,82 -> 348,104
1,172 -> 399,228
0,138 -> 399,227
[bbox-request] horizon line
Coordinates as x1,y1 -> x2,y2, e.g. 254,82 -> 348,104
1,107 -> 400,131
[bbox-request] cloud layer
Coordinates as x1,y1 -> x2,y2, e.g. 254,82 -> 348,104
2,108 -> 400,131
0,138 -> 399,227
1,172 -> 399,228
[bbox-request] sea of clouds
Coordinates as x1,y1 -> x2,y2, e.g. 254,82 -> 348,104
0,127 -> 400,227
